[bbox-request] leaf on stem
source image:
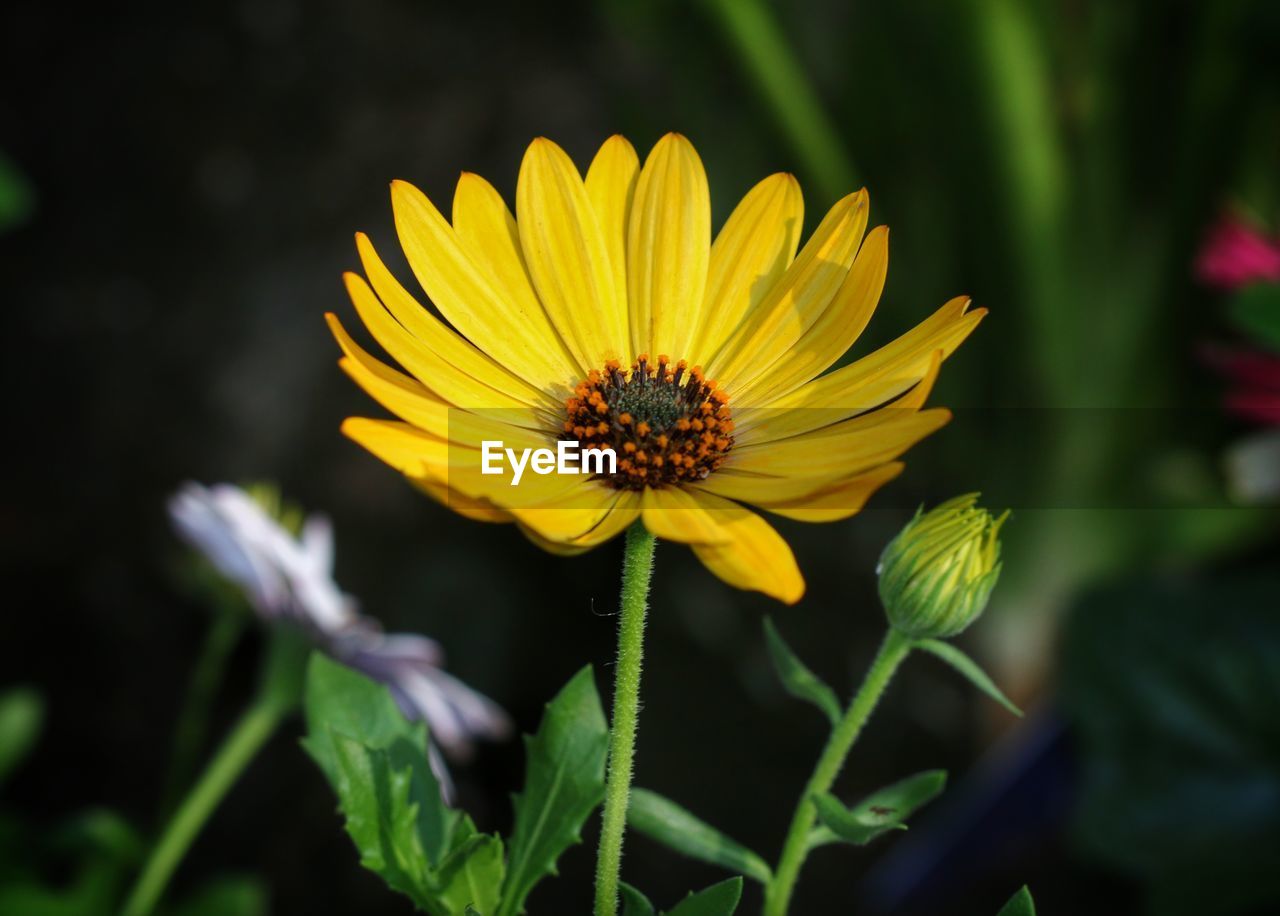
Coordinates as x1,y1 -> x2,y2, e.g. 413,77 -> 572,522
665,877 -> 744,915
996,885 -> 1036,916
627,789 -> 772,884
620,882 -> 657,916
810,770 -> 947,847
914,639 -> 1023,717
498,666 -> 608,916
763,618 -> 841,725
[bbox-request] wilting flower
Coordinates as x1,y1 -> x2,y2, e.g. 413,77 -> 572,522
327,134 -> 983,603
169,482 -> 509,788
877,494 -> 1007,639
1196,211 -> 1280,290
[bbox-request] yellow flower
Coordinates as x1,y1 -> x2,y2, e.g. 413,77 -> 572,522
327,134 -> 983,604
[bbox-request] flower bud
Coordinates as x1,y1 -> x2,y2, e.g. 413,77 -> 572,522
877,494 -> 1008,639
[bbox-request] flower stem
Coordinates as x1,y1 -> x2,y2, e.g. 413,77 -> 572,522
160,608 -> 246,818
121,632 -> 307,916
764,628 -> 914,916
593,523 -> 657,916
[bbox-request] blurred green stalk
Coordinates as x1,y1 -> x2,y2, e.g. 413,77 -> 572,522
703,0 -> 858,202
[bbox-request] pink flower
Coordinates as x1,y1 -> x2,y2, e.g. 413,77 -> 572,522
1196,212 -> 1280,290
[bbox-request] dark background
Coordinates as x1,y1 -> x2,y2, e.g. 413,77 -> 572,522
3,0 -> 1278,913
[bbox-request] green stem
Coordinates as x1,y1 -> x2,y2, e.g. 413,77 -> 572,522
593,523 -> 658,916
764,629 -> 913,916
703,0 -> 857,202
121,632 -> 306,916
161,609 -> 246,818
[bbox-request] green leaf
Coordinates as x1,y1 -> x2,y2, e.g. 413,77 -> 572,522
996,885 -> 1036,916
0,686 -> 45,785
1062,574 -> 1280,915
168,875 -> 269,916
1230,283 -> 1280,352
663,877 -> 743,915
810,770 -> 947,846
620,883 -> 657,916
302,653 -> 455,866
627,789 -> 772,884
497,666 -> 608,916
915,639 -> 1023,717
0,151 -> 35,233
436,822 -> 505,916
763,618 -> 841,725
328,734 -> 437,910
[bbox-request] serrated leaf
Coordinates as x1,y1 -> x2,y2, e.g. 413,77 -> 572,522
620,882 -> 656,916
663,877 -> 743,915
1230,283 -> 1280,352
302,654 -> 456,866
810,770 -> 947,846
763,619 -> 841,725
916,639 -> 1023,717
0,686 -> 44,786
996,885 -> 1036,916
329,734 -> 437,911
497,666 -> 608,916
437,827 -> 504,916
627,789 -> 771,884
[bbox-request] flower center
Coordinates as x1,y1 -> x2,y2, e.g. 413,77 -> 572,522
562,354 -> 735,490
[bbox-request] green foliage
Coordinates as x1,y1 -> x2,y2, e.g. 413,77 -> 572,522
1230,283 -> 1280,352
809,770 -> 947,847
304,655 -> 606,916
627,788 -> 772,883
498,666 -> 608,915
914,639 -> 1023,717
0,686 -> 45,786
1063,574 -> 1280,916
996,885 -> 1036,916
618,878 -> 743,916
620,882 -> 657,916
664,877 -> 743,915
0,151 -> 34,233
762,618 -> 841,725
166,875 -> 268,916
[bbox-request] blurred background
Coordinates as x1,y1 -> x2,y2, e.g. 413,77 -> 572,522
2,0 -> 1279,913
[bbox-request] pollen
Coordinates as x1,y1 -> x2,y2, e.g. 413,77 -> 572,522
561,355 -> 735,489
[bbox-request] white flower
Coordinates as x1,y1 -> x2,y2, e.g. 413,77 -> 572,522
168,482 -> 510,793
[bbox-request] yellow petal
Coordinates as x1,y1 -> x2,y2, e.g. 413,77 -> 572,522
451,172 -> 583,386
639,486 -> 731,544
710,190 -> 869,394
685,491 -> 805,604
726,407 -> 952,477
734,299 -> 983,442
343,271 -> 547,428
412,477 -> 513,523
626,133 -> 711,360
691,172 -> 804,359
354,233 -> 552,409
391,180 -> 576,393
518,488 -> 642,555
341,418 -> 450,478
735,348 -> 943,447
585,136 -> 640,341
510,480 -> 626,541
516,137 -> 629,369
329,312 -> 551,450
705,462 -> 905,522
736,225 -> 889,404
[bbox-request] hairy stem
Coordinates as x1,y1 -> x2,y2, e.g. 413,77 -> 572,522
593,523 -> 658,916
764,629 -> 913,916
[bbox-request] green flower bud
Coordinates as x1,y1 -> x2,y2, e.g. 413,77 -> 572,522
877,494 -> 1008,639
